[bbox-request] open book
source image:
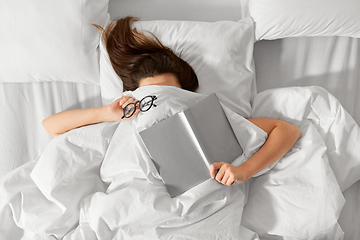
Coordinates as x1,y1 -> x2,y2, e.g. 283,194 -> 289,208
139,93 -> 243,198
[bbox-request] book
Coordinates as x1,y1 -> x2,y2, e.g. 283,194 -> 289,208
139,93 -> 243,198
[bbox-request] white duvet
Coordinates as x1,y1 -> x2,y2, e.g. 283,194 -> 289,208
1,86 -> 359,240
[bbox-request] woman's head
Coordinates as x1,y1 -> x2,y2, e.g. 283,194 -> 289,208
95,17 -> 198,92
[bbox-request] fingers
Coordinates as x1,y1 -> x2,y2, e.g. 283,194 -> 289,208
108,96 -> 141,121
119,96 -> 137,108
131,106 -> 141,118
210,162 -> 236,186
225,174 -> 236,186
216,167 -> 234,186
118,96 -> 143,120
210,162 -> 223,179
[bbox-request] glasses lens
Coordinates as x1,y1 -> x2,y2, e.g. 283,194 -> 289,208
139,96 -> 153,112
123,103 -> 136,118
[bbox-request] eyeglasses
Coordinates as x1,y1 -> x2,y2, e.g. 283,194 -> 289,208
121,95 -> 158,119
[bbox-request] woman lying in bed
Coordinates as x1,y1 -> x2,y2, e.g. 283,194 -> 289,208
42,16 -> 301,186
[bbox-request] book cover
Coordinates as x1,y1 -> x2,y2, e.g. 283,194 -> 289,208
139,93 -> 243,197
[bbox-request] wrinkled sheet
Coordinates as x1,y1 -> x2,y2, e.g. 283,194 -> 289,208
1,86 -> 359,240
243,86 -> 360,239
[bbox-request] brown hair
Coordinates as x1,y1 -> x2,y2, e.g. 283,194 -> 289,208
94,17 -> 198,92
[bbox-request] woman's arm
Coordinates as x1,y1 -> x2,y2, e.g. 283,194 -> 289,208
210,118 -> 301,185
42,96 -> 139,137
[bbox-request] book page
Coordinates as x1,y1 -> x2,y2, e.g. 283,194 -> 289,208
183,93 -> 243,166
139,112 -> 212,197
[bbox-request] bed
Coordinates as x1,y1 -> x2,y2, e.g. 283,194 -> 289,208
0,0 -> 359,239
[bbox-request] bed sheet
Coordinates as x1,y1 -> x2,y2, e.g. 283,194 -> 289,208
0,82 -> 102,239
0,82 -> 102,179
339,180 -> 360,240
254,37 -> 360,239
1,85 -> 359,239
249,86 -> 360,239
254,36 -> 360,125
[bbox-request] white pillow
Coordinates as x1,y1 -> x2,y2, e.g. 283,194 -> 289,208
250,0 -> 360,40
100,18 -> 256,118
0,0 -> 109,84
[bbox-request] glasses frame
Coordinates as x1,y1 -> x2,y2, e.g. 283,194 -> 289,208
121,95 -> 157,119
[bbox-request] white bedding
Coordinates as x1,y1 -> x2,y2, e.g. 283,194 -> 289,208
0,82 -> 102,179
254,36 -> 360,125
1,0 -> 359,239
254,36 -> 360,239
339,180 -> 360,239
1,85 -> 359,239
246,86 -> 360,239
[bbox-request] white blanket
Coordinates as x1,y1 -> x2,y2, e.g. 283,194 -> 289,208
1,86 -> 359,240
243,86 -> 360,239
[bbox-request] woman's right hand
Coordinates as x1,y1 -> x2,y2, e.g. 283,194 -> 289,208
106,96 -> 140,121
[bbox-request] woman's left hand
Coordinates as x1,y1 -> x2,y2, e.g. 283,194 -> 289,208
210,162 -> 249,186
